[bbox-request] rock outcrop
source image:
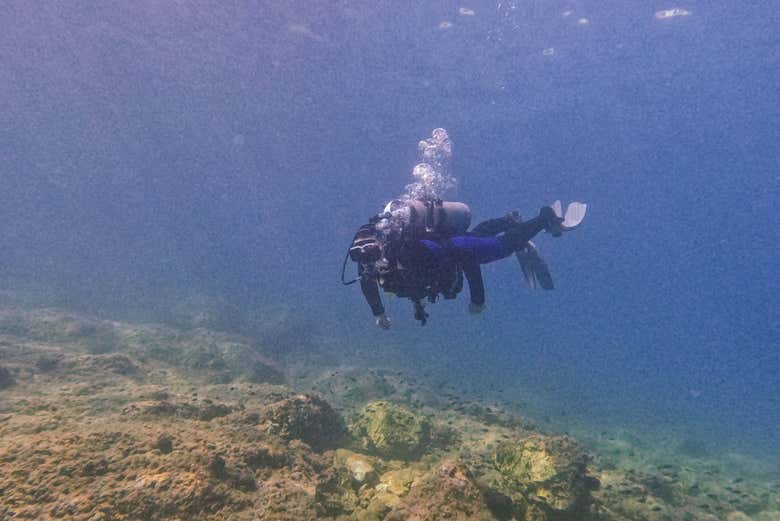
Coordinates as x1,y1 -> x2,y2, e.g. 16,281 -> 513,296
492,435 -> 599,520
385,461 -> 497,521
350,401 -> 432,460
265,394 -> 346,451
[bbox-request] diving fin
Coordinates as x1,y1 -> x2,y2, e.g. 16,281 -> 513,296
547,200 -> 587,235
516,241 -> 554,290
551,200 -> 563,219
562,202 -> 587,230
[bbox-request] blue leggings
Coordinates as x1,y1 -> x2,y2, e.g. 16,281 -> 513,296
420,235 -> 514,265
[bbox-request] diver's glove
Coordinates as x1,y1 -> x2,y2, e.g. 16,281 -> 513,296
375,313 -> 391,330
413,301 -> 429,326
469,302 -> 486,315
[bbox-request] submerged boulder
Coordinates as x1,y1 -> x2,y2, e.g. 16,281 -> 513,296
354,467 -> 427,521
316,463 -> 363,516
265,394 -> 346,451
122,326 -> 285,385
0,366 -> 14,389
385,461 -> 496,521
334,449 -> 380,488
492,435 -> 598,519
83,353 -> 140,376
218,341 -> 285,384
350,401 -> 432,460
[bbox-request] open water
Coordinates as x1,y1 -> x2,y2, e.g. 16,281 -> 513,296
2,1 -> 778,464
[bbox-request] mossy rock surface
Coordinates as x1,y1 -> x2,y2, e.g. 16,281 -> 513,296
119,327 -> 284,384
351,401 -> 432,460
493,435 -> 598,518
0,310 -> 119,353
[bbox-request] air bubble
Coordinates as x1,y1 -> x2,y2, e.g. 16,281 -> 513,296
412,163 -> 435,180
403,129 -> 456,202
655,8 -> 691,19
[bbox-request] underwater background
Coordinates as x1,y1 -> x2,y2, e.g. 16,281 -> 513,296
1,0 -> 778,489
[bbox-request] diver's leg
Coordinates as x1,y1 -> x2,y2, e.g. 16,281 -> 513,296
501,207 -> 561,249
469,211 -> 521,236
449,236 -> 514,264
450,207 -> 563,263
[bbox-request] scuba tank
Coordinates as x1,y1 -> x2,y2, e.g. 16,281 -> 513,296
381,199 -> 471,239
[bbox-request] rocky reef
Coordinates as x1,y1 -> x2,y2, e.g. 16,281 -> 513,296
490,435 -> 599,519
350,401 -> 432,460
265,394 -> 347,451
0,304 -> 778,520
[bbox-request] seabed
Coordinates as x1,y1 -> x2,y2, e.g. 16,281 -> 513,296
0,301 -> 778,520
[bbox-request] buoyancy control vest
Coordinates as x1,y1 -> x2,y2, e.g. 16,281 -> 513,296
374,199 -> 471,298
344,199 -> 472,297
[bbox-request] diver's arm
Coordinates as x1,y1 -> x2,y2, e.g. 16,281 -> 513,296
360,273 -> 391,329
461,259 -> 485,307
359,270 -> 385,317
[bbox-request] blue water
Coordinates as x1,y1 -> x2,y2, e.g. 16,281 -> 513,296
1,3 -> 778,459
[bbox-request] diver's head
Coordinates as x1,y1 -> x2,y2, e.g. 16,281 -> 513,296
349,224 -> 383,264
349,238 -> 381,263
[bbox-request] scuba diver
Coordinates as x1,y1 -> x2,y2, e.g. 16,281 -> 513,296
343,198 -> 587,329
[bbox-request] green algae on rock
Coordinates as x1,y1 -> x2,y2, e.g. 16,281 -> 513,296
0,309 -> 120,354
123,328 -> 285,385
351,401 -> 433,460
492,435 -> 599,519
